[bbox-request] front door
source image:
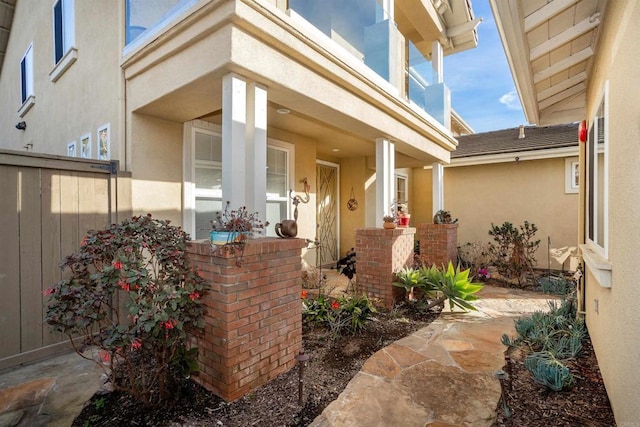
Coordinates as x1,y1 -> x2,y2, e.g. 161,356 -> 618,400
316,161 -> 339,267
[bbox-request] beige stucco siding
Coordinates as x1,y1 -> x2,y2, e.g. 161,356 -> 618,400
580,1 -> 640,423
0,0 -> 122,161
130,114 -> 183,226
412,158 -> 579,269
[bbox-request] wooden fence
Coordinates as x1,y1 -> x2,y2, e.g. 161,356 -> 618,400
0,149 -> 128,371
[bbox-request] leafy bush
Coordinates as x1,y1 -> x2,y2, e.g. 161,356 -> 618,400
394,262 -> 483,312
489,221 -> 540,285
302,292 -> 377,336
501,296 -> 585,391
45,215 -> 210,406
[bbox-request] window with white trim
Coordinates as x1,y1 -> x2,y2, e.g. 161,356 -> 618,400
586,81 -> 608,256
18,44 -> 35,116
395,173 -> 408,207
193,129 -> 223,240
53,0 -> 75,64
266,141 -> 294,237
189,127 -> 293,240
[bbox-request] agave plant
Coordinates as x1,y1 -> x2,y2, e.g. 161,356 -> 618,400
394,262 -> 483,311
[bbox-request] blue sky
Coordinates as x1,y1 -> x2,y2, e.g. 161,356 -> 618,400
444,0 -> 526,133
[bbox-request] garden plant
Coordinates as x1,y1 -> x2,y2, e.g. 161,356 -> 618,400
45,215 -> 210,406
488,221 -> 540,285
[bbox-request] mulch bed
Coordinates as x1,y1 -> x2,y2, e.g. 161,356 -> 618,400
73,304 -> 439,426
74,278 -> 617,427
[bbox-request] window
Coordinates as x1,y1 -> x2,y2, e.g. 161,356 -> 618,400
18,44 -> 35,117
586,82 -> 608,256
565,157 -> 579,194
50,0 -> 76,82
193,129 -> 223,240
187,124 -> 293,240
53,0 -> 75,64
266,142 -> 294,237
396,173 -> 408,207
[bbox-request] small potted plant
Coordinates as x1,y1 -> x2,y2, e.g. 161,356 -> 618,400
382,215 -> 396,229
210,201 -> 269,245
396,203 -> 411,227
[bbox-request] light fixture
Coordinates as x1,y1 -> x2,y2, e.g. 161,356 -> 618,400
15,121 -> 26,130
331,148 -> 340,152
276,108 -> 290,115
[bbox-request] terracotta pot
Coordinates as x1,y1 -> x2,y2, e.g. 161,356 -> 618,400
383,221 -> 396,229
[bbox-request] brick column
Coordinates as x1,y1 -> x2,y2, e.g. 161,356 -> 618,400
355,227 -> 415,308
418,223 -> 458,267
186,237 -> 306,402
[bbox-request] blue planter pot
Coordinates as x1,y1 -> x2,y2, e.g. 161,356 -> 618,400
210,230 -> 248,245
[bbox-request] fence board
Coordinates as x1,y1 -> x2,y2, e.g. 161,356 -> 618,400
41,170 -> 63,346
19,168 -> 44,352
0,166 -> 21,358
0,152 -> 116,370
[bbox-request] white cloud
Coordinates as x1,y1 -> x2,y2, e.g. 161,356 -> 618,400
499,91 -> 522,111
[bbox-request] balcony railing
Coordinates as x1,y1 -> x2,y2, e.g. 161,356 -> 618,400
124,0 -> 450,128
289,0 -> 449,128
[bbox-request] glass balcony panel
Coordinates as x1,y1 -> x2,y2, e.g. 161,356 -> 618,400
126,0 -> 190,45
289,0 -> 450,128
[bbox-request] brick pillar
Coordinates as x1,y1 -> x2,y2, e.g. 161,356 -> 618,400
186,237 -> 306,402
355,227 -> 415,308
418,223 -> 458,267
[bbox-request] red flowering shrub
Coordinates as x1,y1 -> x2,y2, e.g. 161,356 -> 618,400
45,214 -> 210,406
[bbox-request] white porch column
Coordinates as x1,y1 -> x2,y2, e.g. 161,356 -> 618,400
432,162 -> 444,215
222,73 -> 247,209
432,40 -> 444,84
246,82 -> 267,229
376,138 -> 395,225
222,74 -> 268,228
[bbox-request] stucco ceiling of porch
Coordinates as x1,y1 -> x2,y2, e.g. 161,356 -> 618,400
132,72 -> 446,169
490,0 -> 606,126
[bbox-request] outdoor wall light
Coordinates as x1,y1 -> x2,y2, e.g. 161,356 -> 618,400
15,121 -> 27,130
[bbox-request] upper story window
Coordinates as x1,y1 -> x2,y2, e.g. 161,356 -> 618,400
586,81 -> 608,257
18,44 -> 35,117
50,0 -> 77,82
125,0 -> 197,54
53,0 -> 75,63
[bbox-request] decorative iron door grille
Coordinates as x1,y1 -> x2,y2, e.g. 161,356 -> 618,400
316,163 -> 338,267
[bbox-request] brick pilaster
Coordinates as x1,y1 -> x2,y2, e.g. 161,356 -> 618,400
418,223 -> 459,267
355,227 -> 415,308
186,237 -> 306,402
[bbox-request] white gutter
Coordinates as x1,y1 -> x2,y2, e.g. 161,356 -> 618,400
423,146 -> 579,168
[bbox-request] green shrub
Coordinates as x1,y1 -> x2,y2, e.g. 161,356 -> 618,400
524,352 -> 574,391
45,215 -> 210,406
537,275 -> 574,295
489,221 -> 540,285
302,293 -> 377,336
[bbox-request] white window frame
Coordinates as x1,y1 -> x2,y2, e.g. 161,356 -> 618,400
182,121 -> 294,239
50,0 -> 77,82
585,81 -> 609,258
18,44 -> 35,117
395,172 -> 408,207
564,157 -> 579,194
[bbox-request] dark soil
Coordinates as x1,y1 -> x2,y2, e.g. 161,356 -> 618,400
74,280 -> 617,427
493,338 -> 615,426
73,303 -> 439,427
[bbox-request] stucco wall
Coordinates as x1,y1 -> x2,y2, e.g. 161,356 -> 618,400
339,157 -> 367,255
0,1 -> 122,160
581,1 -> 640,424
130,114 -> 183,225
412,158 -> 579,270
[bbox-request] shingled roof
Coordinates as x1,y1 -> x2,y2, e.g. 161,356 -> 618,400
453,123 -> 579,159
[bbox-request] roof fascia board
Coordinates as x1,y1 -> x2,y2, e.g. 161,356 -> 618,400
444,146 -> 579,168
